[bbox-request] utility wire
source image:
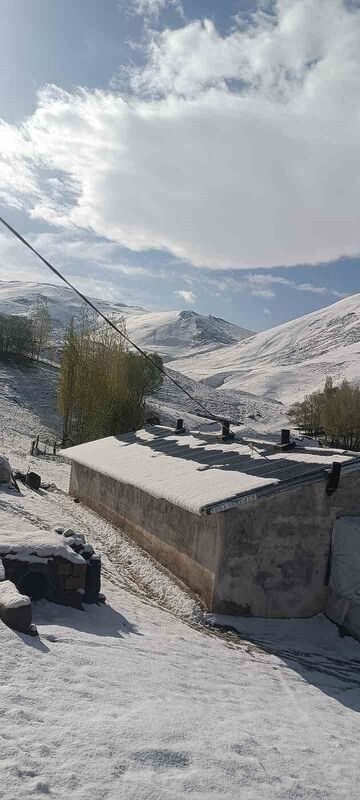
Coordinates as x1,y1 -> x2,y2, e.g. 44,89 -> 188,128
0,217 -> 274,459
0,214 -> 228,423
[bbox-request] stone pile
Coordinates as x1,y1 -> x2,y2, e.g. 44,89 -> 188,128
53,526 -> 104,605
0,527 -> 104,635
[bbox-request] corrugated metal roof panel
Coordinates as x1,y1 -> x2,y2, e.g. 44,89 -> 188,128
60,426 -> 360,515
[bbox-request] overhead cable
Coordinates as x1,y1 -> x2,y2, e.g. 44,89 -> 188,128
0,214 -> 227,423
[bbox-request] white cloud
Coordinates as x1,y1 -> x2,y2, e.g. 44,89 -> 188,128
204,272 -> 345,298
0,230 -> 158,306
131,0 -> 184,19
1,1 -> 360,269
248,287 -> 276,298
174,289 -> 196,304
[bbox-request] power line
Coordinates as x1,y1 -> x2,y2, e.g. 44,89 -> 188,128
0,214 -> 226,423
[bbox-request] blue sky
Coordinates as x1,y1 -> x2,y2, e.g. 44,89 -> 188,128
0,0 -> 359,331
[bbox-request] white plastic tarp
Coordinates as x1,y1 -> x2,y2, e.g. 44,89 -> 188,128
326,516 -> 360,639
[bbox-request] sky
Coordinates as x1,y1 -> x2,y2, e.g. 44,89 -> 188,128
0,0 -> 359,332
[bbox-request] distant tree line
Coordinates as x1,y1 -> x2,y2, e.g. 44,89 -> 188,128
58,310 -> 163,446
0,298 -> 52,361
289,377 -> 360,450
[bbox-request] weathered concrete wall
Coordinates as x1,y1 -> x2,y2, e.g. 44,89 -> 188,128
69,463 -> 223,608
214,471 -> 360,618
70,461 -> 360,618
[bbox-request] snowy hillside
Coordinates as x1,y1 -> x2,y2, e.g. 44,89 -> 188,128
170,294 -> 360,405
151,367 -> 285,433
0,279 -> 143,332
0,280 -> 251,361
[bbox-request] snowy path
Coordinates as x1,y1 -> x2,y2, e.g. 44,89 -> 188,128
1,361 -> 360,798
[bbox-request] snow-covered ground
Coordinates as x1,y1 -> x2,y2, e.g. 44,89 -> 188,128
170,293 -> 360,405
150,367 -> 287,434
1,359 -> 360,799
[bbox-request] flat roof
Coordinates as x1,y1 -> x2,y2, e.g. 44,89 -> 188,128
60,427 -> 360,515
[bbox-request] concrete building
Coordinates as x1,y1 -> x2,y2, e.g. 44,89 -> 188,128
61,427 -> 360,618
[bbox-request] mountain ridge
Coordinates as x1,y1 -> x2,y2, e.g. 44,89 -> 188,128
0,279 -> 252,362
169,293 -> 360,405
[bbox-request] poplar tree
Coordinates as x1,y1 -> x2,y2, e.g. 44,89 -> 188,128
289,378 -> 360,450
30,296 -> 52,360
58,317 -> 77,445
0,313 -> 34,358
58,310 -> 163,445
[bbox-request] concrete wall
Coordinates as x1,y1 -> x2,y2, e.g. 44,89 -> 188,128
214,471 -> 360,618
70,462 -> 360,618
69,462 -> 223,608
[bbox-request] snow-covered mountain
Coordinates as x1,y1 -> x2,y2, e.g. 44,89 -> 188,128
0,280 -> 144,331
169,294 -> 360,406
125,309 -> 251,360
0,280 -> 251,361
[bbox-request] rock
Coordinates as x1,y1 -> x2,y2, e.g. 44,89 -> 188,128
81,544 -> 94,557
84,557 -> 101,603
62,529 -> 86,547
53,525 -> 65,535
56,562 -> 71,576
25,472 -> 41,491
64,536 -> 75,548
0,455 -> 11,485
0,580 -> 32,633
13,470 -> 26,483
70,538 -> 84,553
65,576 -> 82,591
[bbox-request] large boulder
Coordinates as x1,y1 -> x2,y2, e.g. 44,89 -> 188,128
0,580 -> 32,633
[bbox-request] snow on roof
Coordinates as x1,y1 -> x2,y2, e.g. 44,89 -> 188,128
61,427 -> 360,515
0,530 -> 85,564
